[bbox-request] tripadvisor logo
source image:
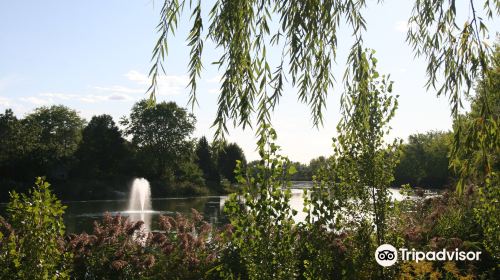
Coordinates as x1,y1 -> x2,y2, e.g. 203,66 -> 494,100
375,244 -> 398,267
375,244 -> 482,267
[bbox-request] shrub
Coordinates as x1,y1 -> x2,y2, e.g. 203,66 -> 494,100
68,214 -> 149,279
0,177 -> 72,279
221,127 -> 299,280
68,209 -> 221,280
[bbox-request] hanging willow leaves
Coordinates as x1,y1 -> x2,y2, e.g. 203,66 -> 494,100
148,0 -> 499,195
148,0 -> 497,139
406,0 -> 498,194
148,0 -> 373,139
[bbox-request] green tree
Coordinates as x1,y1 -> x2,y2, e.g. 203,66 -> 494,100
23,105 -> 85,180
121,100 -> 196,181
308,156 -> 327,178
0,109 -> 34,198
394,131 -> 452,188
195,136 -> 219,183
222,126 -> 298,279
216,142 -> 247,183
0,109 -> 21,165
75,114 -> 131,179
289,161 -> 311,181
453,44 -> 500,260
0,109 -> 34,181
304,50 -> 400,278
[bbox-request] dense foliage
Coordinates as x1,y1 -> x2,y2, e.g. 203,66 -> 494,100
0,1 -> 498,279
0,101 -> 248,201
453,45 -> 500,261
0,178 -> 71,279
1,135 -> 498,279
394,131 -> 452,189
300,50 -> 400,279
221,126 -> 298,279
148,0 -> 496,145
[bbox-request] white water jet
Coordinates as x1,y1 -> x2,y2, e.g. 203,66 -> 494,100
127,178 -> 152,231
128,178 -> 152,212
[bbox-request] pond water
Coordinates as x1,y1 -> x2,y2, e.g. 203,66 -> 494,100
1,182 -> 415,233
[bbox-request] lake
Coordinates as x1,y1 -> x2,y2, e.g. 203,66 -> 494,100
1,182 -> 414,233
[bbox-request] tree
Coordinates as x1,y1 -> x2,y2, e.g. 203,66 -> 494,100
148,0 -> 497,144
453,44 -> 500,259
223,127 -> 298,279
289,161 -> 311,181
216,142 -> 246,183
308,156 -> 327,178
0,109 -> 20,164
121,100 -> 196,181
394,131 -> 452,188
21,105 -> 85,180
0,109 -> 36,197
304,50 -> 400,278
0,110 -> 27,180
195,136 -> 219,183
75,115 -> 131,179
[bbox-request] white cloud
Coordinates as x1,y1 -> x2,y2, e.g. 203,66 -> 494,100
11,69 -> 187,110
124,70 -> 189,96
20,96 -> 52,105
107,94 -> 132,101
78,95 -> 101,103
0,96 -> 11,106
37,91 -> 133,104
124,70 -> 149,85
93,85 -> 144,94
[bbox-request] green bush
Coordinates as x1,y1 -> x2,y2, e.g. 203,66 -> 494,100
0,177 -> 72,279
220,127 -> 299,279
68,209 -> 222,280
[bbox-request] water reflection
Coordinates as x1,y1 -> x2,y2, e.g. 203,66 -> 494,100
125,210 -> 154,231
19,184 -> 422,233
62,196 -> 228,233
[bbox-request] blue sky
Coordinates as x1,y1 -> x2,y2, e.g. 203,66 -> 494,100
1,0 -> 498,163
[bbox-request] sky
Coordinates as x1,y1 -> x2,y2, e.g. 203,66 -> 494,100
1,0 -> 498,163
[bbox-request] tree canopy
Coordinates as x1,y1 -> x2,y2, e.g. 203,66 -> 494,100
394,131 -> 452,189
122,100 -> 196,180
75,114 -> 131,179
0,101 -> 223,201
195,136 -> 220,183
216,142 -> 247,183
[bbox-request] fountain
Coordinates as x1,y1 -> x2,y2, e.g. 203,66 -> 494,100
128,178 -> 152,212
127,178 -> 153,231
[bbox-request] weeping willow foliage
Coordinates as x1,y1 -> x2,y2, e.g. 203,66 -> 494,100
148,0 -> 497,139
148,0 -> 498,197
150,0 -> 371,139
453,45 -> 500,260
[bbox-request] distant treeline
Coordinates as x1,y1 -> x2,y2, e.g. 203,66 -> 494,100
278,131 -> 454,189
0,100 -> 246,201
1,99 -> 454,201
